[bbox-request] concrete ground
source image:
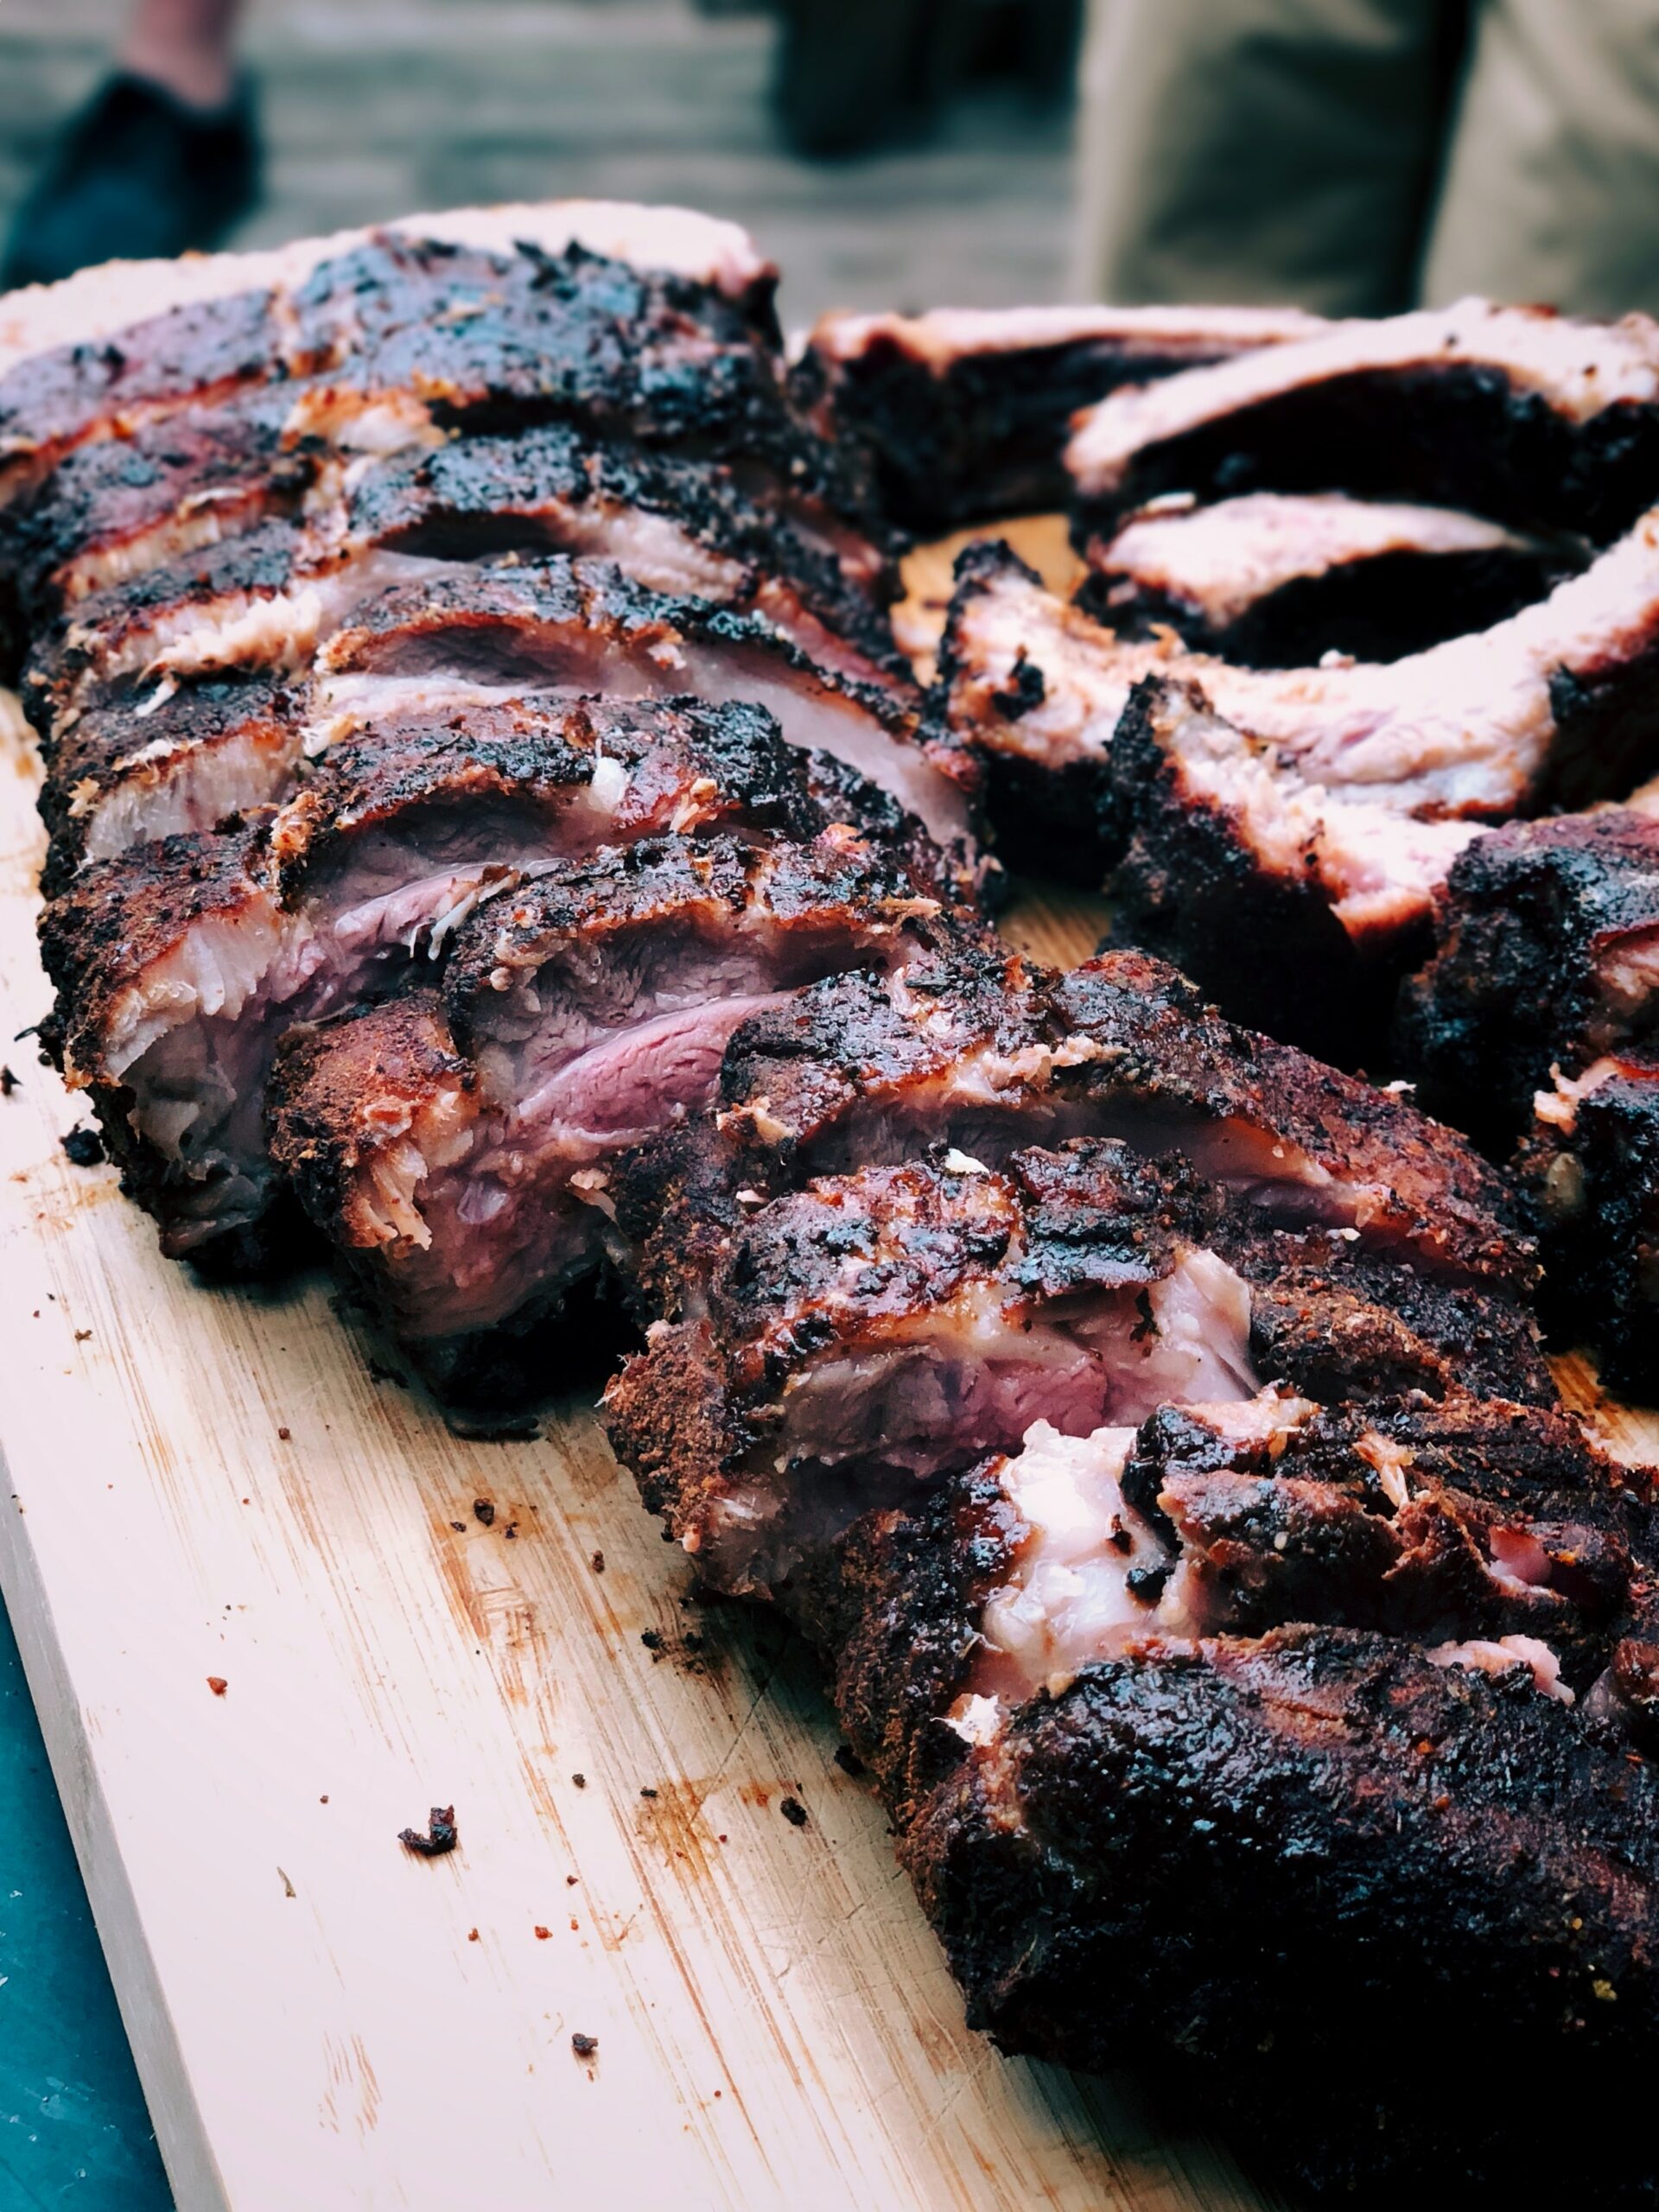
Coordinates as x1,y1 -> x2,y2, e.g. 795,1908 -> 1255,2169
0,0 -> 1081,328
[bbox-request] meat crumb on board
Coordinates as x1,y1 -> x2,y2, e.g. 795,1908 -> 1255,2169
779,1796 -> 809,1827
206,1676 -> 228,1696
399,1805 -> 459,1857
571,2032 -> 598,2058
473,1498 -> 496,1527
60,1125 -> 105,1166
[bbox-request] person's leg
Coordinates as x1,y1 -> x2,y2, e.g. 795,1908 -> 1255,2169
1071,0 -> 1467,315
1,0 -> 257,293
121,0 -> 242,111
1418,0 -> 1659,315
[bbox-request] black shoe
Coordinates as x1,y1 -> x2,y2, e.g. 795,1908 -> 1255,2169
1,73 -> 261,293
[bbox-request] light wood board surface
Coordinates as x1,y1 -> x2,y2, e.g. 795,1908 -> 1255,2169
0,677 -> 1281,2212
2,508 -> 1654,2212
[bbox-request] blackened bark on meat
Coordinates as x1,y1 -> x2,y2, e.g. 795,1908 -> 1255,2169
906,1627 -> 1659,2205
1398,809 -> 1659,1142
795,303 -> 1319,531
1519,1058 -> 1659,1401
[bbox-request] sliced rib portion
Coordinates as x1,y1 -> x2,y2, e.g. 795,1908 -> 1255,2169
1067,297 -> 1659,543
36,673 -> 300,895
796,302 -> 1319,530
1398,808 -> 1659,1140
604,1141 -> 1264,1592
1102,677 -> 1486,1061
940,527 -> 1659,879
22,522 -> 448,724
1079,492 -> 1569,667
39,694 -> 916,1262
264,830 -> 946,1373
0,392 -> 328,663
0,214 -> 785,505
311,556 -> 976,862
900,1611 -> 1659,2203
335,425 -> 904,681
620,1318 -> 1659,2202
1521,1056 -> 1659,1400
622,944 -> 1536,1306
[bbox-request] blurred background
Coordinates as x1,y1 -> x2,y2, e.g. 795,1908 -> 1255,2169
0,0 -> 1084,327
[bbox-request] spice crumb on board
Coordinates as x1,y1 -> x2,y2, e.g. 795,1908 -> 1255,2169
780,1796 -> 809,1827
276,1426 -> 289,1440
590,1550 -> 605,1573
571,1773 -> 586,1788
449,1521 -> 465,1532
639,1786 -> 658,1800
399,1805 -> 459,1857
534,1925 -> 551,1940
467,1928 -> 480,1942
206,1676 -> 228,1696
571,2032 -> 598,2058
0,1065 -> 16,1095
565,1874 -> 578,1885
60,1125 -> 105,1166
73,1328 -> 91,1342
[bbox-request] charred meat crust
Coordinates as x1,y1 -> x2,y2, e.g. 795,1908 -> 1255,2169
1518,1058 -> 1659,1400
1398,808 -> 1659,1140
340,423 -> 905,649
0,231 -> 800,484
794,303 -> 1319,532
265,826 -> 948,1362
622,946 -> 1534,1303
1066,302 -> 1659,544
906,1624 -> 1659,2205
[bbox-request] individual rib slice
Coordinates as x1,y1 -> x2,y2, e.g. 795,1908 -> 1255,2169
0,392 -> 329,659
1078,492 -> 1568,667
624,944 -> 1536,1302
1395,806 -> 1659,1396
36,673 -> 301,894
938,528 -> 1659,878
334,425 -> 905,682
264,830 -> 948,1370
22,521 -> 448,725
1102,677 -> 1487,1061
795,302 -> 1320,530
892,1597 -> 1659,2202
310,556 -> 976,861
1066,296 -> 1659,543
40,694 -> 916,1262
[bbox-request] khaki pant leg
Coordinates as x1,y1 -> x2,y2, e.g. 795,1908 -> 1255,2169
1072,0 -> 1461,314
1419,0 -> 1659,315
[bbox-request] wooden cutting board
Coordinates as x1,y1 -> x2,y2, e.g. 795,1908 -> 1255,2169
0,528 -> 1650,2212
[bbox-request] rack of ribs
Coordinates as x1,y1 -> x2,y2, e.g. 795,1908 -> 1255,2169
10,211 -> 1659,2202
